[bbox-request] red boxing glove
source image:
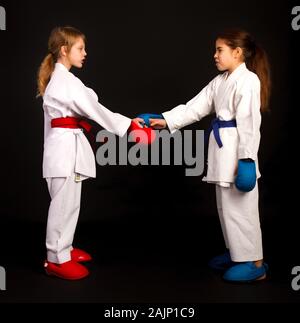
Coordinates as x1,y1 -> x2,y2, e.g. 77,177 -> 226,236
128,121 -> 156,145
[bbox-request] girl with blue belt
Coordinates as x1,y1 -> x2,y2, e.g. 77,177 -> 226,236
140,29 -> 271,282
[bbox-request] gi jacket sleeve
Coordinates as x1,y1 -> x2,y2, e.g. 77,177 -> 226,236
67,75 -> 131,137
162,77 -> 217,134
235,75 -> 262,160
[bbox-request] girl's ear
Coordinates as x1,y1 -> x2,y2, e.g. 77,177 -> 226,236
60,45 -> 68,57
234,47 -> 243,59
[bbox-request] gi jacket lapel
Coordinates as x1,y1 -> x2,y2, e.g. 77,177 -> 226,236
214,63 -> 247,112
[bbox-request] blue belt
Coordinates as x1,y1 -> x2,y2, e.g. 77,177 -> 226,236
205,118 -> 237,148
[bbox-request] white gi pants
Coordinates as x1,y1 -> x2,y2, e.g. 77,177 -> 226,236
215,183 -> 263,262
45,173 -> 82,264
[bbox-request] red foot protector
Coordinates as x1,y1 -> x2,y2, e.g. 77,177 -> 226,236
71,248 -> 92,263
44,260 -> 89,280
128,121 -> 156,145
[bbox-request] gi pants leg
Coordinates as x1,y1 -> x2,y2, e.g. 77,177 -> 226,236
215,183 -> 263,262
45,173 -> 82,264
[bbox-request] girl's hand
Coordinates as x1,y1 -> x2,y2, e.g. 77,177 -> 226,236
150,118 -> 167,129
132,117 -> 145,128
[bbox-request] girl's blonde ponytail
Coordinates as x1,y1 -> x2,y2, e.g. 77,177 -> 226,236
37,53 -> 54,97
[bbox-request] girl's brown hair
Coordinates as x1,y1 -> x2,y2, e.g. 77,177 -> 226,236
37,26 -> 86,97
217,29 -> 271,112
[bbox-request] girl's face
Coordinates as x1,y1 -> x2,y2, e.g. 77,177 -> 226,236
214,38 -> 243,74
68,37 -> 87,68
61,37 -> 87,69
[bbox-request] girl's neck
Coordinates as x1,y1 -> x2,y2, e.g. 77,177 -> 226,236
227,61 -> 244,75
57,58 -> 71,70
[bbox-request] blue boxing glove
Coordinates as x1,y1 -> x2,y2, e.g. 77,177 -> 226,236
235,159 -> 256,192
137,113 -> 164,127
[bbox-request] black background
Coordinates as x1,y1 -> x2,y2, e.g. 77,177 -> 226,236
0,0 -> 299,304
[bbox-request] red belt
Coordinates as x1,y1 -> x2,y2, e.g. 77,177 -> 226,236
51,117 -> 96,151
51,117 -> 92,132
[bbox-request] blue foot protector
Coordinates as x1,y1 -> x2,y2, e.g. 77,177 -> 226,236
137,113 -> 164,127
208,250 -> 235,271
223,261 -> 269,282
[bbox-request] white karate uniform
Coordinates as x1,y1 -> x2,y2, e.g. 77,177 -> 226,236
43,63 -> 131,263
162,63 -> 263,261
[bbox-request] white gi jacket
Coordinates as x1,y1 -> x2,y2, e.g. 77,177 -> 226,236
42,63 -> 131,179
162,63 -> 261,185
